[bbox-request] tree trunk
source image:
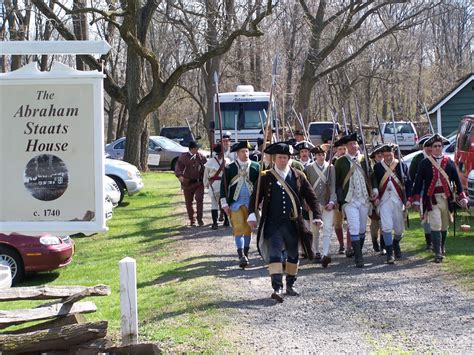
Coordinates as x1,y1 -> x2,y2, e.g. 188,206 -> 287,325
107,99 -> 116,143
72,0 -> 89,70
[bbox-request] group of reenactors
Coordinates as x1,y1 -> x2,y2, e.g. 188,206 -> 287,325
175,129 -> 468,303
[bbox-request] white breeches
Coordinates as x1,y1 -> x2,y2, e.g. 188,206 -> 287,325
310,206 -> 335,256
343,200 -> 370,236
379,197 -> 405,235
427,194 -> 451,232
208,180 -> 221,210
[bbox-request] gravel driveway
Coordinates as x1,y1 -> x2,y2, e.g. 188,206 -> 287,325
173,199 -> 473,353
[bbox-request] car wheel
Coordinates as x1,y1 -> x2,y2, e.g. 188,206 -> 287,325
109,176 -> 126,203
0,245 -> 25,285
171,158 -> 178,172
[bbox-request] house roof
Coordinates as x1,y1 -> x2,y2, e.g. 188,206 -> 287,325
428,72 -> 474,114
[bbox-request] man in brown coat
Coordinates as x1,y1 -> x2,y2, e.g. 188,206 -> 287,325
175,141 -> 207,226
248,142 -> 322,303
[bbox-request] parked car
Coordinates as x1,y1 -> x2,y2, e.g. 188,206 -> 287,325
104,175 -> 121,207
308,121 -> 341,145
455,115 -> 474,190
380,121 -> 418,152
104,158 -> 144,203
467,170 -> 474,209
105,136 -> 187,171
160,126 -> 201,147
0,234 -> 74,284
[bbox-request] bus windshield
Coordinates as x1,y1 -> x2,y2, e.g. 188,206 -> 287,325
217,101 -> 269,130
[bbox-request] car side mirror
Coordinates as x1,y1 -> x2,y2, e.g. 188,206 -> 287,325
155,146 -> 162,152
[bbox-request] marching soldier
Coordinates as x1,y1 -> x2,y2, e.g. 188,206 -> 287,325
332,139 -> 347,254
295,141 -> 315,167
203,145 -> 230,230
175,141 -> 207,226
372,144 -> 412,264
221,132 -> 235,161
408,134 -> 433,250
305,145 -> 336,268
294,129 -> 306,143
220,141 -> 260,268
247,142 -> 322,302
410,134 -> 468,263
369,144 -> 385,254
335,133 -> 376,267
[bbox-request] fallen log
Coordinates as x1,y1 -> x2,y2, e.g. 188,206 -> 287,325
0,301 -> 96,327
0,285 -> 110,301
3,314 -> 86,335
0,321 -> 107,352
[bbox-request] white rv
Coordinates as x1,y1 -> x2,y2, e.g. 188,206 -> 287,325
211,85 -> 271,145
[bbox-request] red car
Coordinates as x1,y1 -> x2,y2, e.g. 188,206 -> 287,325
455,115 -> 474,190
0,233 -> 74,284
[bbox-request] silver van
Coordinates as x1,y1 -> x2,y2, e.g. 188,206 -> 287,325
308,121 -> 341,145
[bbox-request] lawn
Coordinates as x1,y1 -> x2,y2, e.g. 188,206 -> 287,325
402,210 -> 474,290
2,172 -> 231,351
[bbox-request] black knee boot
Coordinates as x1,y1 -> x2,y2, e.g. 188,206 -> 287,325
286,275 -> 299,296
372,234 -> 380,253
386,244 -> 395,264
393,239 -> 402,259
211,209 -> 218,230
441,231 -> 447,256
271,274 -> 284,302
223,213 -> 229,227
425,233 -> 433,251
432,231 -> 442,263
352,240 -> 364,268
380,235 -> 386,255
244,247 -> 250,257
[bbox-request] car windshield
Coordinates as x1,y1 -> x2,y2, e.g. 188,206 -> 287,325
217,101 -> 269,130
309,123 -> 334,135
153,136 -> 182,149
384,123 -> 414,134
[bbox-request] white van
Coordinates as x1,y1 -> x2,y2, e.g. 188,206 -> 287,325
308,121 -> 341,145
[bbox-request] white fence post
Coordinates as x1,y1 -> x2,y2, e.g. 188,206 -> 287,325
119,257 -> 138,345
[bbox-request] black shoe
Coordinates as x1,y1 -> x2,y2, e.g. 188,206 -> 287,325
425,244 -> 433,251
345,248 -> 354,258
223,220 -> 230,227
239,256 -> 249,268
338,246 -> 345,255
271,288 -> 284,303
211,223 -> 218,230
435,256 -> 443,263
372,240 -> 380,253
387,255 -> 395,264
197,219 -> 204,226
286,286 -> 300,296
314,253 -> 322,264
321,255 -> 332,268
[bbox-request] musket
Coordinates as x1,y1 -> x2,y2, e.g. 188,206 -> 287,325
354,101 -> 372,191
213,71 -> 228,200
390,110 -> 409,227
324,111 -> 338,205
287,122 -> 295,138
375,114 -> 384,143
292,106 -> 309,141
342,107 -> 349,134
420,100 -> 435,134
254,55 -> 279,218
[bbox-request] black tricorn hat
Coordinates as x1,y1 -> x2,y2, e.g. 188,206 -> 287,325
423,133 -> 450,147
369,143 -> 385,158
294,129 -> 305,136
310,145 -> 326,154
213,144 -> 222,154
418,134 -> 432,146
379,143 -> 397,153
230,140 -> 254,152
188,140 -> 201,149
264,142 -> 296,156
334,132 -> 361,146
295,140 -> 315,151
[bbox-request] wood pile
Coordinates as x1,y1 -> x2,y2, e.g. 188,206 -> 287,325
0,285 -> 160,354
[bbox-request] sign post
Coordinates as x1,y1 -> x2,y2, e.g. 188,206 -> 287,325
0,41 -> 110,235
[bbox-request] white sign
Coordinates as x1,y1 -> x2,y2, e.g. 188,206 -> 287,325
0,62 -> 106,235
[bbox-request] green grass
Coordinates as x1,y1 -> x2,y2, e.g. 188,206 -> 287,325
1,172 -> 231,351
402,210 -> 474,289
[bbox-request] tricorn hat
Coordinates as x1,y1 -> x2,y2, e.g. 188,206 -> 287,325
379,143 -> 397,153
295,140 -> 315,152
369,143 -> 385,158
423,133 -> 450,147
334,132 -> 361,146
264,142 -> 296,156
188,140 -> 201,149
417,134 -> 432,147
311,145 -> 327,154
294,129 -> 305,136
230,140 -> 254,152
213,144 -> 222,154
